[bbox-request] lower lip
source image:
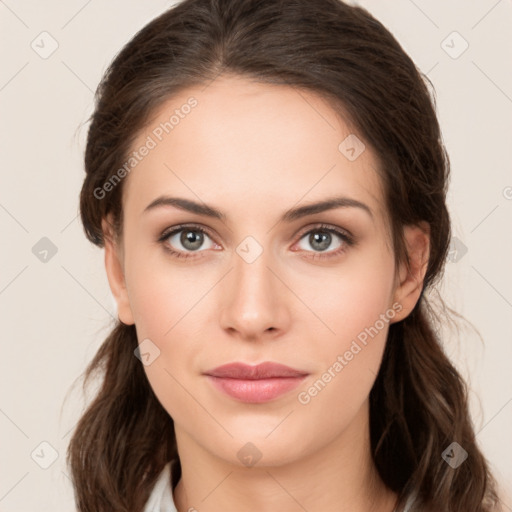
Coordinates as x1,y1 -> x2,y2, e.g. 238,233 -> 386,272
206,375 -> 307,403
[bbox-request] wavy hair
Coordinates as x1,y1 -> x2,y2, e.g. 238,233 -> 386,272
67,0 -> 502,510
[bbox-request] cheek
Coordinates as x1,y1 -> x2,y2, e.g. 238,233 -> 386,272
124,244 -> 200,336
127,263 -> 203,421
123,249 -> 210,409
126,236 -> 397,373
294,270 -> 394,438
291,249 -> 395,412
300,250 -> 396,351
120,247 -> 397,464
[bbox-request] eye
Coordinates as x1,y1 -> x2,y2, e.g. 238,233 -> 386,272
293,224 -> 354,260
158,224 -> 218,259
158,223 -> 355,261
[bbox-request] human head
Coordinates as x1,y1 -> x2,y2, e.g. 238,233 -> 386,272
69,1 -> 500,511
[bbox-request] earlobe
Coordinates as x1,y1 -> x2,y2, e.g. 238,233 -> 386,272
390,222 -> 430,323
102,217 -> 135,326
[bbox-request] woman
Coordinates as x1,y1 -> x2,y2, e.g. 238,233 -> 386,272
67,0 -> 503,510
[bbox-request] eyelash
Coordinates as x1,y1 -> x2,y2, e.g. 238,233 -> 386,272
157,223 -> 355,261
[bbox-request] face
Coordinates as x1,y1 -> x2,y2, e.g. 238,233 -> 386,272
104,74 -> 427,468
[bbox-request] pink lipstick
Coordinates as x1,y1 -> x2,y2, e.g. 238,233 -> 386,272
204,362 -> 308,403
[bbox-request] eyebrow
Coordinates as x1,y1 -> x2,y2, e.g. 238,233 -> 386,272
143,195 -> 374,222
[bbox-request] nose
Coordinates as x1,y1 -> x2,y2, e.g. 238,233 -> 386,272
219,246 -> 291,342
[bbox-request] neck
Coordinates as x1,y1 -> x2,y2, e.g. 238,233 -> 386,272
173,400 -> 397,512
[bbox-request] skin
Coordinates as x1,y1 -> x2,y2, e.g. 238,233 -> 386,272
102,74 -> 430,512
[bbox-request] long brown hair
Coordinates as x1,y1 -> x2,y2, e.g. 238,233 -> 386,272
67,0 -> 503,510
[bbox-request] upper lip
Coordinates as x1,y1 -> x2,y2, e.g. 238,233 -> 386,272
204,362 -> 308,379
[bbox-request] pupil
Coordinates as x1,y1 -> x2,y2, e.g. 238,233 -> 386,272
311,231 -> 330,251
182,230 -> 203,250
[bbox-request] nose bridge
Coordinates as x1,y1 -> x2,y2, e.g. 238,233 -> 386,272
220,236 -> 288,338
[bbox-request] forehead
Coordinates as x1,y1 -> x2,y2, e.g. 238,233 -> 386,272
123,74 -> 387,228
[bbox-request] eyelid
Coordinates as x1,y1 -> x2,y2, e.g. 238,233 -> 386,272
291,223 -> 355,260
158,222 -> 355,259
159,222 -> 353,243
295,222 -> 353,241
158,223 -> 216,242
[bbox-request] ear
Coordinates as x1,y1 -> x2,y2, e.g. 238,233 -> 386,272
390,221 -> 430,323
102,215 -> 135,325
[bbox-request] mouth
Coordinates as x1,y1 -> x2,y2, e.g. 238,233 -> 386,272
203,361 -> 309,403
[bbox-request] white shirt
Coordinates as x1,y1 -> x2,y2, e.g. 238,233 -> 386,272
143,459 -> 416,512
143,460 -> 179,512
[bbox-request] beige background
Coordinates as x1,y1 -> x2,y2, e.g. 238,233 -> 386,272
1,0 -> 511,510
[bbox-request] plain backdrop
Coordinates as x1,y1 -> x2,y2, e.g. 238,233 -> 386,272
1,1 -> 511,510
